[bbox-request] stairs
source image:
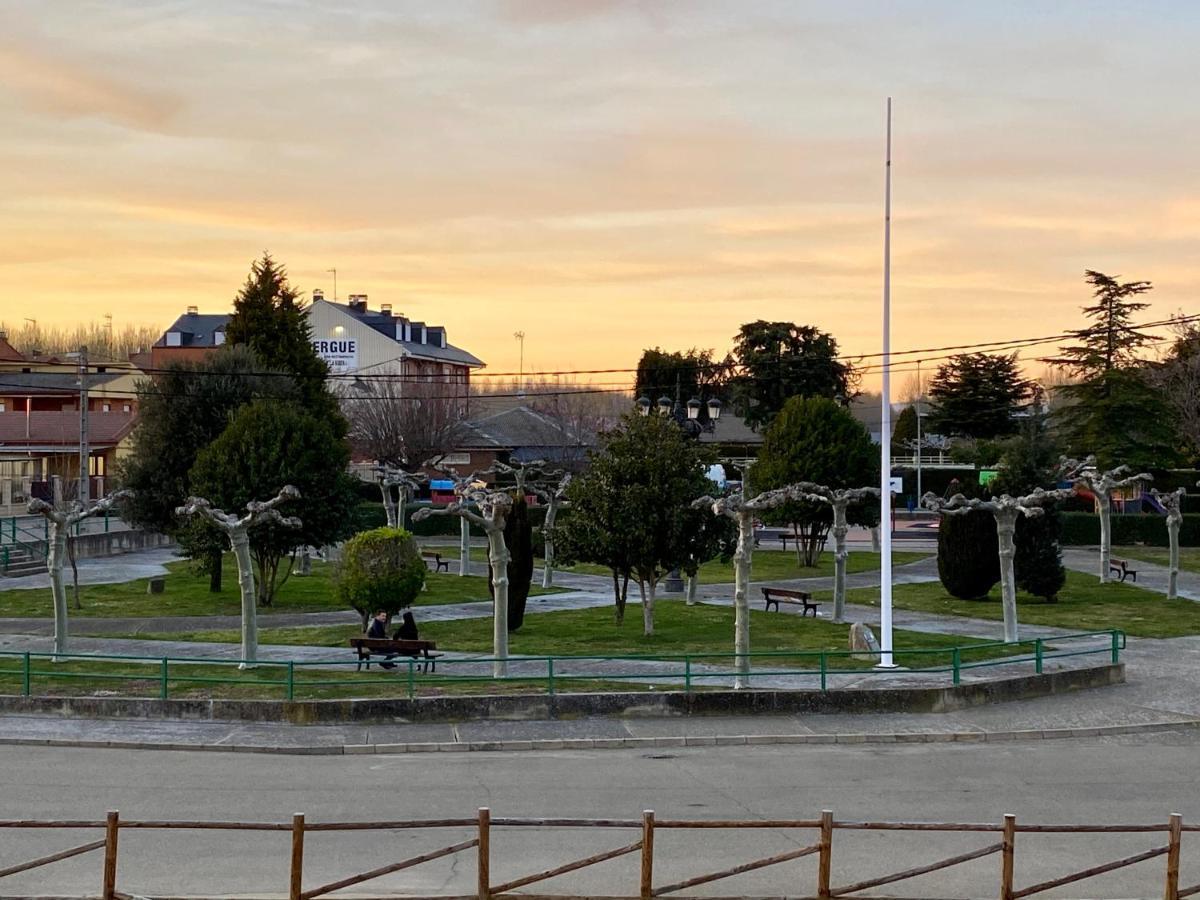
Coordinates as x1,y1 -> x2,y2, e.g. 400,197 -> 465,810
1,545 -> 48,578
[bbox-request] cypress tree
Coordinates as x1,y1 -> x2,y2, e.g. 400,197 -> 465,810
936,508 -> 1000,600
490,492 -> 534,631
1015,506 -> 1066,602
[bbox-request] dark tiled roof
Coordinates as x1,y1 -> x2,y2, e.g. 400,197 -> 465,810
0,411 -> 136,448
697,414 -> 763,446
455,405 -> 588,450
152,313 -> 230,348
0,372 -> 125,395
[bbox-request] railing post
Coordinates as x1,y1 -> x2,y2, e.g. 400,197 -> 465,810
818,809 -> 833,898
477,807 -> 490,900
287,661 -> 295,701
102,810 -> 119,899
159,658 -> 169,700
547,657 -> 555,696
289,813 -> 305,900
684,656 -> 691,693
1166,813 -> 1182,900
22,651 -> 30,696
1034,639 -> 1043,675
820,651 -> 827,692
1000,814 -> 1015,900
1112,630 -> 1120,664
407,659 -> 415,700
952,647 -> 961,686
640,810 -> 655,900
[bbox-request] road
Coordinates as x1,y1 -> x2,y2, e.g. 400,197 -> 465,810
3,731 -> 1198,898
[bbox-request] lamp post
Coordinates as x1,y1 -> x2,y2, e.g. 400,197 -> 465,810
637,394 -> 723,592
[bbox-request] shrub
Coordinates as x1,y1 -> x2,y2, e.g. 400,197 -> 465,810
937,509 -> 1000,600
1015,507 -> 1066,601
498,493 -> 534,632
1059,512 -> 1200,546
335,527 -> 426,629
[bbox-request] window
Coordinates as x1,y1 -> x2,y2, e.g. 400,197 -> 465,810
122,403 -> 132,413
0,401 -> 5,413
101,402 -> 111,413
165,332 -> 182,347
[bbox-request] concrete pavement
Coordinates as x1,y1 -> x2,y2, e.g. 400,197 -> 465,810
2,733 -> 1199,898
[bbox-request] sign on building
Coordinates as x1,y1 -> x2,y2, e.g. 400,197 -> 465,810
312,339 -> 358,374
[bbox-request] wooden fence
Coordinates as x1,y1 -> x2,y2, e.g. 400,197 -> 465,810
1,808 -> 1196,899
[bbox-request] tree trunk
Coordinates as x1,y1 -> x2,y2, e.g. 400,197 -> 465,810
641,577 -> 656,636
379,483 -> 398,529
792,523 -> 803,566
733,512 -> 754,690
542,502 -> 557,589
612,570 -> 627,624
685,573 -> 698,606
208,550 -> 223,593
1098,494 -> 1112,584
298,549 -> 312,576
46,522 -> 69,661
1168,516 -> 1181,600
995,512 -> 1019,644
832,504 -> 849,624
486,527 -> 509,677
871,526 -> 880,553
230,530 -> 258,669
459,516 -> 470,577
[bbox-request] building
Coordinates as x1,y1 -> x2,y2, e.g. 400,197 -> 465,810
152,294 -> 484,395
446,405 -> 594,475
0,333 -> 141,514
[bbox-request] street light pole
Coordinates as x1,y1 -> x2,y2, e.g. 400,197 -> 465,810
915,358 -> 922,505
877,97 -> 896,669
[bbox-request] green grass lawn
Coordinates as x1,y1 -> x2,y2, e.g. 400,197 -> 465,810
0,555 -> 558,619
130,599 -> 1024,671
428,543 -> 930,583
1114,547 -> 1200,575
839,569 -> 1195,638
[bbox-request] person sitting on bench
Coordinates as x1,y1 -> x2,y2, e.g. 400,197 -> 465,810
367,610 -> 398,669
393,611 -> 419,641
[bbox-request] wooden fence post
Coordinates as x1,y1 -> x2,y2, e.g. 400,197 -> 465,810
478,807 -> 491,900
1000,814 -> 1015,900
289,813 -> 305,900
1166,813 -> 1182,900
640,810 -> 655,900
102,810 -> 119,900
818,809 -> 833,899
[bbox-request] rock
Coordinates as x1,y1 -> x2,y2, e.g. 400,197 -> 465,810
849,622 -> 880,661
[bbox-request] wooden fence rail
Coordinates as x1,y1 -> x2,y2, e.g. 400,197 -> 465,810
0,808 -> 1193,899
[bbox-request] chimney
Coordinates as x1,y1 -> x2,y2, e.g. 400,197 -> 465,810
348,294 -> 368,313
380,303 -> 392,316
186,305 -> 199,316
312,288 -> 324,302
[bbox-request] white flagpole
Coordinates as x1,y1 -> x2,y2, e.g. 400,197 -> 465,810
877,97 -> 896,669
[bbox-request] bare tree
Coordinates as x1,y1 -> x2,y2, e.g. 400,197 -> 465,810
415,490 -> 513,677
177,487 -> 301,669
1152,487 -> 1188,599
28,490 -> 129,660
342,367 -> 467,471
923,489 -> 1075,643
795,483 -> 881,623
374,466 -> 428,530
1060,456 -> 1153,583
695,485 -> 808,690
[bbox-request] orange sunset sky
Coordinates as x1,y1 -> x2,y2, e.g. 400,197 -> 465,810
1,1 -> 1197,385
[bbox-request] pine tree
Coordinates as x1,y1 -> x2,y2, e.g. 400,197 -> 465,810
1045,270 -> 1178,469
936,508 -> 1000,600
927,353 -> 1033,440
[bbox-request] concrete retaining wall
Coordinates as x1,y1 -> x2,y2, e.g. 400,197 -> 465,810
19,529 -> 173,561
0,663 -> 1123,725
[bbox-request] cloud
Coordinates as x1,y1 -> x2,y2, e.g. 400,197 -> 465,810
0,41 -> 179,131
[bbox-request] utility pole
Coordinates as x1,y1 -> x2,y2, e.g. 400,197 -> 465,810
327,268 -> 338,301
513,331 -> 525,395
78,345 -> 90,505
915,358 -> 922,504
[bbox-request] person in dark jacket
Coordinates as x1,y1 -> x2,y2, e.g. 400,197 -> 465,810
366,610 -> 396,668
394,611 -> 418,641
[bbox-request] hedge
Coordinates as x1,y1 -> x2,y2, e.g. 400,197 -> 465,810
1060,512 -> 1200,547
352,502 -> 553,537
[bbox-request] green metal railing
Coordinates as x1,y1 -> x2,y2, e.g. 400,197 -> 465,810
0,631 -> 1125,702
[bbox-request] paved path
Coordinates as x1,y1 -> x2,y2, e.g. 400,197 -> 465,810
0,546 -> 180,590
1062,546 -> 1200,600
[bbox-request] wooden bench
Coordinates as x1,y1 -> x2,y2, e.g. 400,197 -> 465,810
349,637 -> 443,672
1109,558 -> 1138,583
421,551 -> 450,573
761,587 -> 820,617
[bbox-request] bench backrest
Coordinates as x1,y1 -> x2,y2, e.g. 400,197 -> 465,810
349,637 -> 436,652
421,551 -> 441,557
761,587 -> 809,600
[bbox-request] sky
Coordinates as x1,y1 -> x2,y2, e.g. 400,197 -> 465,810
0,0 -> 1197,387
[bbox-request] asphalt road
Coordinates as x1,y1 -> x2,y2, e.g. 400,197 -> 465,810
3,731 -> 1198,898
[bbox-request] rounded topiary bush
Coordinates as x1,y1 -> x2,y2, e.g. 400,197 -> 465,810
937,508 -> 1000,600
335,527 -> 426,629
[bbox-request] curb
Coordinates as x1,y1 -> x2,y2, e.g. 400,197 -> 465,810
1,718 -> 1195,756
